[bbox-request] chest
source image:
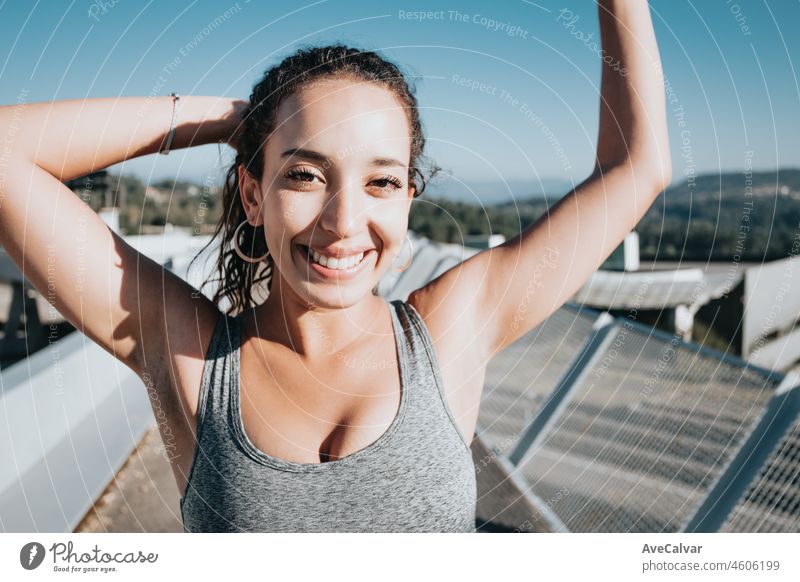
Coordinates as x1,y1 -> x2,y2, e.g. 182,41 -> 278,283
181,430 -> 477,532
239,335 -> 406,464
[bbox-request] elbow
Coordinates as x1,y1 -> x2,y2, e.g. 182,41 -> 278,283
594,140 -> 673,195
651,154 -> 672,195
594,152 -> 673,198
648,126 -> 673,194
634,145 -> 672,196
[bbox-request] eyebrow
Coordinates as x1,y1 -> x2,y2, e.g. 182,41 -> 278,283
280,147 -> 407,169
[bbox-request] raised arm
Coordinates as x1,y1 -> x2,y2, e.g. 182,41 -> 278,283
0,94 -> 244,377
410,0 -> 672,365
593,0 -> 671,180
1,95 -> 243,181
484,0 -> 671,354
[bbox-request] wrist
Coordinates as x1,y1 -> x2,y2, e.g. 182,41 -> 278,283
163,96 -> 245,151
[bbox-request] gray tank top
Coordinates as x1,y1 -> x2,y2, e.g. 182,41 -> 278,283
179,298 -> 477,532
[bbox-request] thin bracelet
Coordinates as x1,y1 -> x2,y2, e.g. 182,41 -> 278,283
159,92 -> 180,155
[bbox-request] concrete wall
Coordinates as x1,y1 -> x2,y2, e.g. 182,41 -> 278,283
743,255 -> 800,361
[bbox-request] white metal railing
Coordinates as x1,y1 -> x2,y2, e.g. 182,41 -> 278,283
0,229 -> 217,532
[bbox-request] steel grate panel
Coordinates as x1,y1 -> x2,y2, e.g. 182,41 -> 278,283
471,436 -> 554,532
517,323 -> 777,532
477,305 -> 598,454
720,415 -> 800,532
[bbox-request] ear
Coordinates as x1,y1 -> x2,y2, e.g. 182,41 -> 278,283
237,163 -> 264,226
406,185 -> 416,213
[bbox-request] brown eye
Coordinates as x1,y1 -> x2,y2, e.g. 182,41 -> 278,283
285,168 -> 320,183
371,175 -> 404,191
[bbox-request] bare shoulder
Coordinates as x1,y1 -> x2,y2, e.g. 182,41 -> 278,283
407,259 -> 489,362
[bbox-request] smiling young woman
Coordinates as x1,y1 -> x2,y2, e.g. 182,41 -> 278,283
0,0 -> 670,533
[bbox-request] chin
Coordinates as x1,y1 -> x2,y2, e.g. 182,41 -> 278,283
296,282 -> 373,310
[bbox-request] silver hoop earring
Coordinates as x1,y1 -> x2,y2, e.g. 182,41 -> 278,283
232,219 -> 270,263
391,233 -> 414,273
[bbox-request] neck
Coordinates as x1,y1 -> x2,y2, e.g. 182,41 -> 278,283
248,276 -> 387,361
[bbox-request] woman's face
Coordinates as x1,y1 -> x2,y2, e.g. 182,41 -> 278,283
239,77 -> 415,309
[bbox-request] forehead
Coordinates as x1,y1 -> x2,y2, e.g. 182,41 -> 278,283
268,78 -> 411,163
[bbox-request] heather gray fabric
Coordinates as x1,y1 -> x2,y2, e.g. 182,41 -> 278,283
179,298 -> 477,532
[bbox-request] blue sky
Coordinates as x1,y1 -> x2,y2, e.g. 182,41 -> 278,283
1,0 -> 797,202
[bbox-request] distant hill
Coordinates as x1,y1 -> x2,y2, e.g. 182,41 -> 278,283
64,172 -> 224,236
411,169 -> 800,262
424,178 -> 573,205
638,169 -> 800,261
77,169 -> 800,263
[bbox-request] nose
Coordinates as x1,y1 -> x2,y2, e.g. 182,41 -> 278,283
318,177 -> 363,238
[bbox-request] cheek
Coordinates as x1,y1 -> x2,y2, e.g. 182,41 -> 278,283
269,191 -> 315,226
265,193 -> 407,253
371,198 -> 409,253
264,191 -> 320,246
261,194 -> 299,263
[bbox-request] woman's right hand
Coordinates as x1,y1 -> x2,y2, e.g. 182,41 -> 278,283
220,99 -> 249,154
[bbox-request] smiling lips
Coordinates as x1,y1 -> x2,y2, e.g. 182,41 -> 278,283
308,247 -> 365,270
296,244 -> 375,279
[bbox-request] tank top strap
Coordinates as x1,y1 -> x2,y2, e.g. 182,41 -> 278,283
179,308 -> 241,514
194,309 -> 241,442
181,299 -> 477,532
389,298 -> 471,451
390,298 -> 443,389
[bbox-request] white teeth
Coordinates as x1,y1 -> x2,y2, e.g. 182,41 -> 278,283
309,249 -> 366,270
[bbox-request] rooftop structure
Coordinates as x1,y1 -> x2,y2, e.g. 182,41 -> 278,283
1,229 -> 797,532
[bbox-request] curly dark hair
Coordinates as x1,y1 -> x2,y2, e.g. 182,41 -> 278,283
189,43 -> 438,316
